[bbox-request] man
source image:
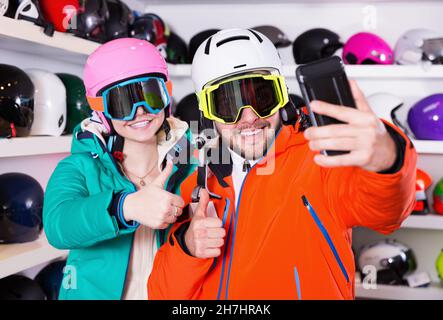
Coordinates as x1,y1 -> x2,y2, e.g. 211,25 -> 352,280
148,29 -> 416,299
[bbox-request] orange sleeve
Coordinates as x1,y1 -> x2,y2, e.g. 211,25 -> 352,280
322,122 -> 417,234
148,174 -> 214,299
148,220 -> 214,299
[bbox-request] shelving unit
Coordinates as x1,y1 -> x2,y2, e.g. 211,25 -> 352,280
0,16 -> 99,65
402,215 -> 443,230
0,136 -> 72,158
0,234 -> 67,279
355,282 -> 443,300
412,140 -> 443,155
3,16 -> 443,79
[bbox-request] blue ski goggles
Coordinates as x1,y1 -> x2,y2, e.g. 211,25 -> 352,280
98,76 -> 172,121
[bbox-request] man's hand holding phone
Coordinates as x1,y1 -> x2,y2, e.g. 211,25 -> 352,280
304,80 -> 397,172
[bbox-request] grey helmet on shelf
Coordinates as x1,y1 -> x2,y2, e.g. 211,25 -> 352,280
104,0 -> 134,41
251,25 -> 291,48
358,239 -> 417,285
73,0 -> 109,43
394,28 -> 443,65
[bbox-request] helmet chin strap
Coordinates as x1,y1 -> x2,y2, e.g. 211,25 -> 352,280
280,93 -> 312,132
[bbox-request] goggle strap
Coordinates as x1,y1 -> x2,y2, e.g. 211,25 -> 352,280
165,80 -> 173,97
87,96 -> 105,112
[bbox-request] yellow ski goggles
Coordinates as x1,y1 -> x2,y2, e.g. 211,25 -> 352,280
198,74 -> 289,124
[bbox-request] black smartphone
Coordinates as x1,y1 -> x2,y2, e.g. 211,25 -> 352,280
296,56 -> 356,156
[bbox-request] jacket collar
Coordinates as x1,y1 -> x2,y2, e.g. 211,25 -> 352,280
73,116 -> 190,171
208,124 -> 307,186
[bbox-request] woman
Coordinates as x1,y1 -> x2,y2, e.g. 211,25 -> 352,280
43,38 -> 195,300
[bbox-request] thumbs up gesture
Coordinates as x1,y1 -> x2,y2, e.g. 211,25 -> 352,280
184,189 -> 226,258
123,160 -> 185,229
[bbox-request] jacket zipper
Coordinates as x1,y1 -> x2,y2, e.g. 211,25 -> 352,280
301,195 -> 349,283
294,266 -> 302,300
216,198 -> 232,300
223,129 -> 281,300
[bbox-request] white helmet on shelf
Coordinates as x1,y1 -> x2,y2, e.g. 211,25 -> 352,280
367,92 -> 410,134
26,69 -> 67,136
191,28 -> 283,93
394,28 -> 442,65
367,92 -> 403,122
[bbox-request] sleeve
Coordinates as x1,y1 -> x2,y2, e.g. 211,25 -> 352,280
148,174 -> 214,300
322,122 -> 417,234
148,217 -> 214,300
43,157 -> 137,250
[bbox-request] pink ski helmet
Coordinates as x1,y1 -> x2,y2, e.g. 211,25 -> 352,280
343,32 -> 394,65
84,38 -> 172,110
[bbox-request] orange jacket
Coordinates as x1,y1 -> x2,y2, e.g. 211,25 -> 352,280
148,123 -> 416,300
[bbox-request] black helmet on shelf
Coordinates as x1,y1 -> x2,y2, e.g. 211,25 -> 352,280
0,64 -> 34,138
104,0 -> 133,41
189,29 -> 220,63
1,0 -> 20,18
0,172 -> 44,244
0,275 -> 47,300
173,93 -> 200,134
35,260 -> 67,300
166,31 -> 189,64
251,25 -> 291,48
293,28 -> 343,64
73,0 -> 109,43
130,13 -> 169,58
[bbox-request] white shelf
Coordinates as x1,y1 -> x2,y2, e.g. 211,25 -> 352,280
413,140 -> 443,155
2,15 -> 443,80
0,136 -> 72,158
0,234 -> 68,279
0,16 -> 99,64
168,65 -> 443,79
401,215 -> 443,230
355,282 -> 443,300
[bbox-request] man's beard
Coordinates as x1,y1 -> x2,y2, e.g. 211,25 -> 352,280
219,120 -> 281,161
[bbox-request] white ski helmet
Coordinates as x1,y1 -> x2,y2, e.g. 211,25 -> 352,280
191,28 -> 283,93
394,28 -> 442,65
367,92 -> 404,123
26,69 -> 66,136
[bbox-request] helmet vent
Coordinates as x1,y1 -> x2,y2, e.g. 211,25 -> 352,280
216,36 -> 250,48
233,64 -> 247,69
204,36 -> 213,55
248,29 -> 263,43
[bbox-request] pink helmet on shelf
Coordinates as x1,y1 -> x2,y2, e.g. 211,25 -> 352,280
342,32 -> 394,65
83,38 -> 172,133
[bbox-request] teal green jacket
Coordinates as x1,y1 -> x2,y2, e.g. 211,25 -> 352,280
43,118 -> 196,300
